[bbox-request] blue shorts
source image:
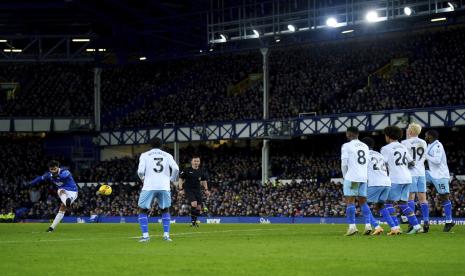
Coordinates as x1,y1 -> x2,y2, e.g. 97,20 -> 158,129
410,176 -> 426,193
138,190 -> 171,210
388,183 -> 410,202
426,171 -> 450,194
367,186 -> 391,203
343,180 -> 367,197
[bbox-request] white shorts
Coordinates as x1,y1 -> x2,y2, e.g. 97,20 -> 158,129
57,189 -> 78,205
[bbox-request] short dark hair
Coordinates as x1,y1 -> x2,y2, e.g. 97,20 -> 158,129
384,126 -> 403,140
149,137 -> 163,148
48,160 -> 60,168
361,137 -> 375,149
346,127 -> 359,135
191,155 -> 200,160
426,129 -> 439,140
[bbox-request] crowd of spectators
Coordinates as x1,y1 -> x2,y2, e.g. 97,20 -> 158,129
106,26 -> 465,127
103,52 -> 262,129
0,64 -> 93,116
4,176 -> 465,220
0,22 -> 464,225
1,134 -> 465,220
0,136 -> 48,186
344,28 -> 465,113
1,26 -> 464,130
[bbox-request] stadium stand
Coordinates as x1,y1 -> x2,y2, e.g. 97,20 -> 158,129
0,27 -> 464,129
1,135 -> 464,219
0,64 -> 93,116
1,24 -> 465,221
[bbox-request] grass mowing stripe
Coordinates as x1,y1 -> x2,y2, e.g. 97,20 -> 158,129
1,224 -> 464,276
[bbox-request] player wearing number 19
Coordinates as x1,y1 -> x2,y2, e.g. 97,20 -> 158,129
136,137 -> 179,242
381,126 -> 422,234
401,123 -> 429,233
340,127 -> 376,236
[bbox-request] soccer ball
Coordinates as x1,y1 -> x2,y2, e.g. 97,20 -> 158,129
98,184 -> 112,196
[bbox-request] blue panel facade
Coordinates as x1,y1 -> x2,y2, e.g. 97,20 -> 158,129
98,106 -> 465,146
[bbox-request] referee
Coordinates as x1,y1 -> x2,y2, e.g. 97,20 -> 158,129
178,155 -> 210,227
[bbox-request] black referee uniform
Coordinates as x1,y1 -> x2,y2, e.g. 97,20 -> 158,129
179,167 -> 208,204
180,167 -> 208,226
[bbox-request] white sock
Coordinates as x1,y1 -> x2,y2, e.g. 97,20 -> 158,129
446,220 -> 452,223
51,211 -> 65,229
163,232 -> 169,238
365,223 -> 372,228
142,232 -> 149,238
375,225 -> 382,230
414,224 -> 421,230
349,224 -> 356,230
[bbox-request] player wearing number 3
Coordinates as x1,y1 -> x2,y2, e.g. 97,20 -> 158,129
340,127 -> 376,236
136,137 -> 179,242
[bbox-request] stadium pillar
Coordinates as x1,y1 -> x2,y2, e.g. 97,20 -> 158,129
94,67 -> 102,132
261,48 -> 270,185
173,141 -> 180,165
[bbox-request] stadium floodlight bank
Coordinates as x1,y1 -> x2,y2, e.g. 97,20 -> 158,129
207,0 -> 463,44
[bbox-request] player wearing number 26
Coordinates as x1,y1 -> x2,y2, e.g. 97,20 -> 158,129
340,127 -> 376,236
381,126 -> 422,234
136,137 -> 179,242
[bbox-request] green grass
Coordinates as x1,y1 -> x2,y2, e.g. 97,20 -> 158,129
0,223 -> 464,275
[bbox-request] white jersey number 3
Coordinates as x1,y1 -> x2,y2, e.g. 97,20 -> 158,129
153,157 -> 164,173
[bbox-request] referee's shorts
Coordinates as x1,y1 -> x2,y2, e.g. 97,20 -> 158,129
185,189 -> 203,204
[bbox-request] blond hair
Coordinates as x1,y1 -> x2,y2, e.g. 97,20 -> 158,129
408,122 -> 422,136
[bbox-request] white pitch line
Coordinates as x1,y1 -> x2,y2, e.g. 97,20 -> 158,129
128,227 -> 286,239
1,228 -> 287,244
0,238 -> 85,244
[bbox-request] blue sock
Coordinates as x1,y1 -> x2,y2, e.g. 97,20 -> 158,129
138,213 -> 149,237
443,200 -> 453,222
420,202 -> 430,223
369,213 -> 379,228
408,200 -> 416,214
381,207 -> 396,228
162,212 -> 171,235
385,204 -> 399,226
361,203 -> 374,225
346,204 -> 356,225
400,204 -> 419,226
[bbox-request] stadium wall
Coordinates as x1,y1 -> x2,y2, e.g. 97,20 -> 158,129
21,216 -> 465,225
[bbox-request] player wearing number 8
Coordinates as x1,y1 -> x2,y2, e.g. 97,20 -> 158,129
136,137 -> 179,242
340,127 -> 376,236
381,126 -> 422,234
425,130 -> 455,232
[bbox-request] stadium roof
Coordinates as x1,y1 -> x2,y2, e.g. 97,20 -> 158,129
0,0 -> 210,61
0,0 -> 464,63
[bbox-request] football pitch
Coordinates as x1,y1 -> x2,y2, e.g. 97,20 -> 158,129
1,223 -> 464,276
